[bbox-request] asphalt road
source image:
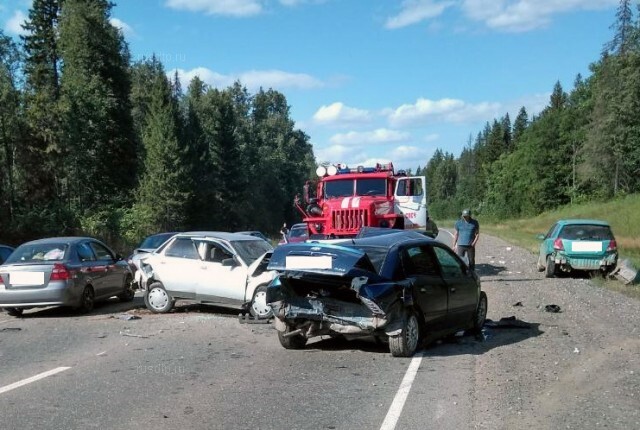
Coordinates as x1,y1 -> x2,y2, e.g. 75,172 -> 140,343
1,231 -> 638,430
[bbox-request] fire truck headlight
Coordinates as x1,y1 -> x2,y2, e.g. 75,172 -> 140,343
327,165 -> 337,176
316,166 -> 327,177
314,223 -> 323,232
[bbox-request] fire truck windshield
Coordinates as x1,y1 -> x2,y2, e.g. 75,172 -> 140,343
324,178 -> 387,198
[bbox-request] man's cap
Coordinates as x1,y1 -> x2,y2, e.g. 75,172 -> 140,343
462,209 -> 471,216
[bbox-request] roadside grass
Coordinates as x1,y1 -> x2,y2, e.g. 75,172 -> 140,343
447,194 -> 640,298
479,194 -> 640,268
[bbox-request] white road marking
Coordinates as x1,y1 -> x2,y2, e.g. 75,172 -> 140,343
0,319 -> 14,325
379,353 -> 424,430
0,367 -> 71,395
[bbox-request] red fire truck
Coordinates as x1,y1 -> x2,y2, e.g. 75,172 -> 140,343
294,163 -> 431,238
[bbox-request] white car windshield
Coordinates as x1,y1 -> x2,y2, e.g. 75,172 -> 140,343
231,239 -> 273,265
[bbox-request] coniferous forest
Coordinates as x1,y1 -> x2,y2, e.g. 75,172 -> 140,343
1,1 -> 640,249
0,0 -> 316,247
419,0 -> 640,220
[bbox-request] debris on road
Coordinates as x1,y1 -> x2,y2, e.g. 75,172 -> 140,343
513,301 -> 524,307
544,304 -> 562,313
120,331 -> 149,338
0,327 -> 21,332
610,259 -> 639,285
484,316 -> 532,329
238,313 -> 271,324
117,314 -> 141,321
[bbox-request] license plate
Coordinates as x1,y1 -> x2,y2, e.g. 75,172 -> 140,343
572,242 -> 602,252
286,255 -> 332,269
10,271 -> 45,286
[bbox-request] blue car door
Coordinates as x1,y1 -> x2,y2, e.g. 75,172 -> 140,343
400,244 -> 448,330
432,245 -> 478,328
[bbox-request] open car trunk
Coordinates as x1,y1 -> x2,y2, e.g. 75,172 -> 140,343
267,243 -> 408,337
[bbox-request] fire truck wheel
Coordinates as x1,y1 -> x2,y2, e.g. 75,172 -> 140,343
249,286 -> 273,319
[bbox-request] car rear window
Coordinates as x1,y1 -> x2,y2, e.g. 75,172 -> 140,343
559,225 -> 614,241
5,243 -> 69,264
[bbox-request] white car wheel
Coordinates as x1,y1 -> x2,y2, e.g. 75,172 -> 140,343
249,286 -> 273,319
144,283 -> 174,313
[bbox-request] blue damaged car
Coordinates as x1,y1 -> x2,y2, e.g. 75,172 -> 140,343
266,232 -> 487,357
536,219 -> 618,278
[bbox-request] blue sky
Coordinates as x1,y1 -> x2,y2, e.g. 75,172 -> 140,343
1,0 -> 620,171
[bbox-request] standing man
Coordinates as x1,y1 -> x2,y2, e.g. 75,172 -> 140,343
453,209 -> 480,271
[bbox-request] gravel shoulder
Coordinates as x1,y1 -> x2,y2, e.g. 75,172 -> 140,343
472,233 -> 640,430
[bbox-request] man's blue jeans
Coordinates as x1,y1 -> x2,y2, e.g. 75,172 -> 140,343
456,245 -> 476,271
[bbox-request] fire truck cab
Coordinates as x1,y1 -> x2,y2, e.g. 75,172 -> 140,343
295,163 -> 429,238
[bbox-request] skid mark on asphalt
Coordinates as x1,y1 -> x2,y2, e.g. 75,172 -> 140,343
0,367 -> 71,395
379,352 -> 424,430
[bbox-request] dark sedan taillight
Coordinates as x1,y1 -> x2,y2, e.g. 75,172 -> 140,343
51,263 -> 73,281
553,238 -> 564,251
607,240 -> 617,252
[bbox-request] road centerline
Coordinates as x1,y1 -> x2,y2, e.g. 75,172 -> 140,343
379,352 -> 424,430
0,367 -> 71,395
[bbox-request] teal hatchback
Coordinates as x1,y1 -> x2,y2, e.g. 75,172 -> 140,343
536,219 -> 618,278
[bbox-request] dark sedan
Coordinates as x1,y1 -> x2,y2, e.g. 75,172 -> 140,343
267,231 -> 487,357
0,237 -> 134,317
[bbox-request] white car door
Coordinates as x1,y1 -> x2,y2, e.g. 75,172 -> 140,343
394,176 -> 428,229
153,237 -> 201,297
194,241 -> 248,305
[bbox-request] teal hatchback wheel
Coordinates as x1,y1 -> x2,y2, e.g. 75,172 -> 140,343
545,255 -> 556,278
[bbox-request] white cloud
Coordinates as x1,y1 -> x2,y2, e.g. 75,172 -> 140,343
503,92 -> 550,118
423,133 -> 439,142
110,18 -> 135,37
313,102 -> 372,126
329,128 -> 411,146
170,67 -> 323,91
314,144 -> 363,165
387,97 -> 501,127
386,0 -> 455,29
461,0 -> 618,32
165,0 -> 263,17
384,0 -> 617,32
389,145 -> 433,167
313,144 -> 433,172
5,10 -> 27,36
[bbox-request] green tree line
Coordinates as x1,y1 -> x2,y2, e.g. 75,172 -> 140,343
420,0 -> 640,221
0,0 -> 315,248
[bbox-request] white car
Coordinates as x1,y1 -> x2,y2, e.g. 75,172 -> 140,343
140,232 -> 276,318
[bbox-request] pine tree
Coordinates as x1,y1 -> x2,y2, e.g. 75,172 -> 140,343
58,0 -> 137,215
604,0 -> 634,55
19,0 -> 64,209
133,68 -> 193,234
512,107 -> 529,144
0,31 -> 23,226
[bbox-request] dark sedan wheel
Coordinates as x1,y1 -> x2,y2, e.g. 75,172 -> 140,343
249,285 -> 273,319
144,282 -> 174,313
277,324 -> 307,349
389,310 -> 421,357
4,307 -> 24,317
471,291 -> 488,333
78,286 -> 95,313
545,255 -> 556,278
118,275 -> 135,302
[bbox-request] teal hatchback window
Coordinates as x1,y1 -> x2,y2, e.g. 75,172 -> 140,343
559,225 -> 614,241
